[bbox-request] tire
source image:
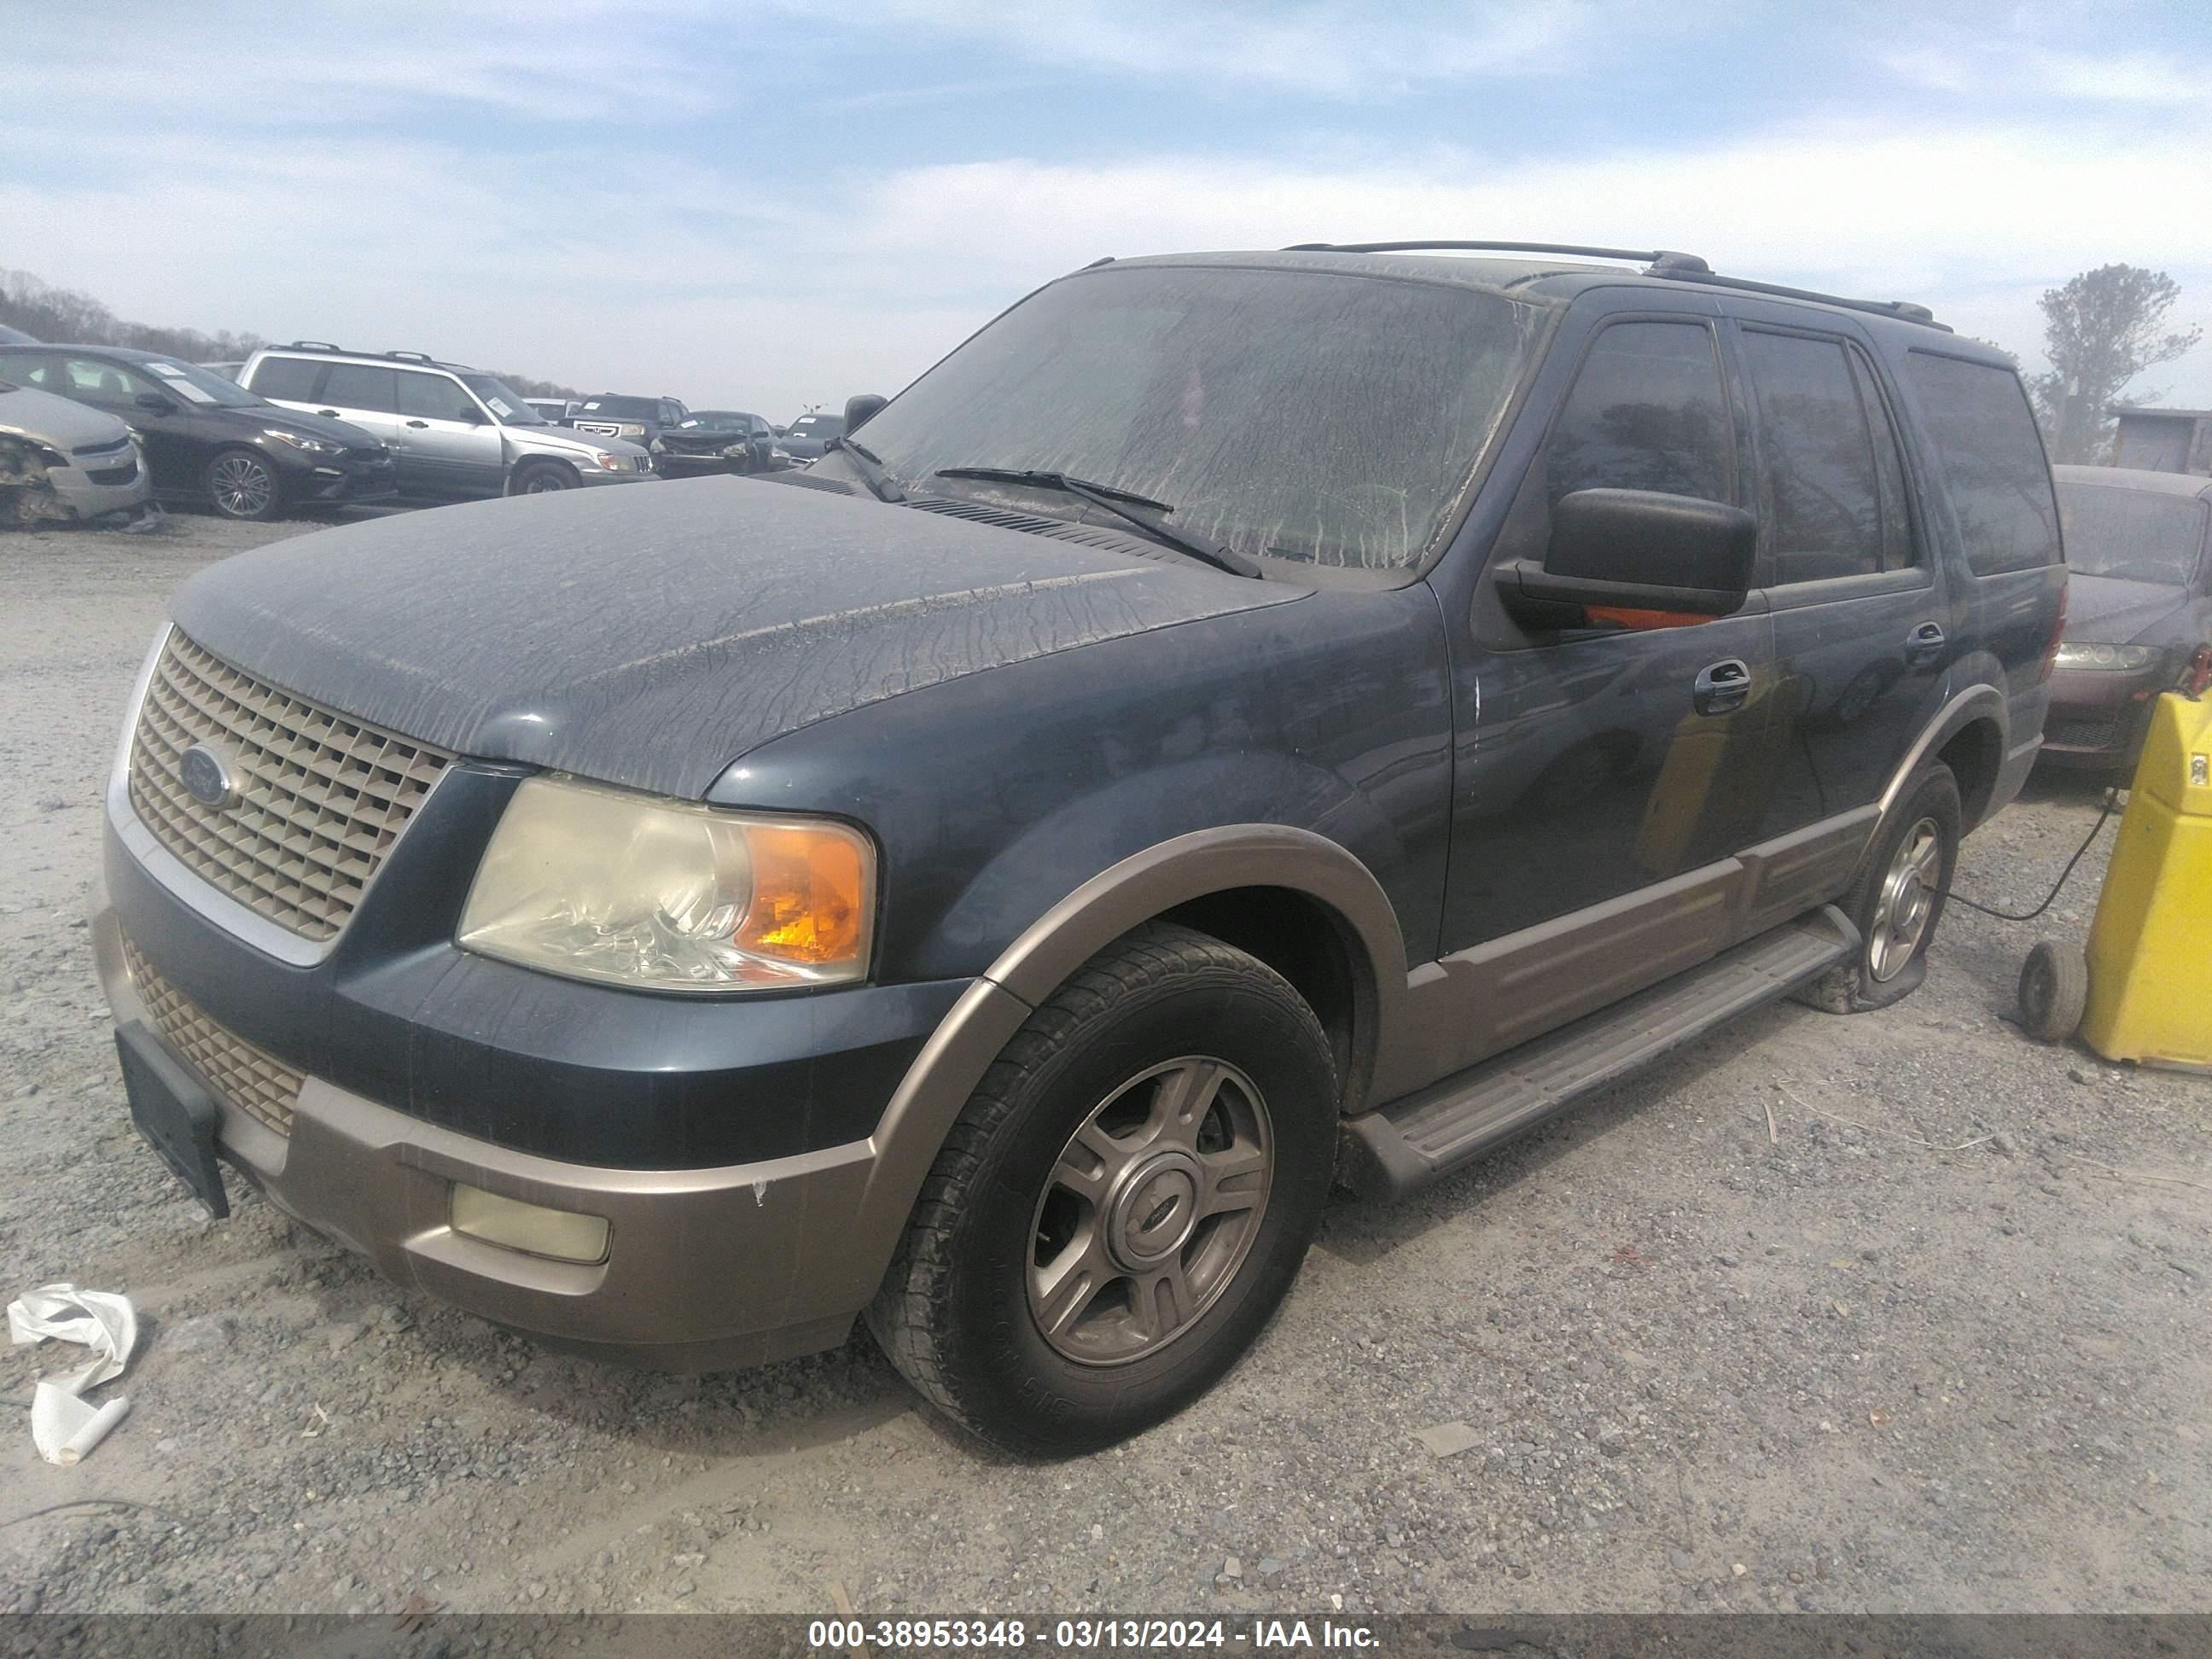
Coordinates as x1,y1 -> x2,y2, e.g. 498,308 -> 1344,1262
2018,940 -> 2089,1043
205,447 -> 284,521
866,922 -> 1338,1457
509,460 -> 578,494
1796,764 -> 1962,1015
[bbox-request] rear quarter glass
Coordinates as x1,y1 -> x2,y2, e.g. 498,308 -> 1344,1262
1903,352 -> 2061,578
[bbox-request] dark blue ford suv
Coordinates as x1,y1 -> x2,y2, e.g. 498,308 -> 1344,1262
94,242 -> 2063,1454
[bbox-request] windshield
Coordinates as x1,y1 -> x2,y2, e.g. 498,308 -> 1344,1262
849,265 -> 1541,572
680,410 -> 753,432
577,395 -> 659,421
461,375 -> 546,425
139,356 -> 264,409
788,414 -> 841,435
2058,482 -> 2208,585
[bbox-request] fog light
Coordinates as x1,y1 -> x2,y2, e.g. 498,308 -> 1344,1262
451,1184 -> 609,1264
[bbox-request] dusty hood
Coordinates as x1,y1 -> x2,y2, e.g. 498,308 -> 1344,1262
2064,573 -> 2193,643
170,474 -> 1296,798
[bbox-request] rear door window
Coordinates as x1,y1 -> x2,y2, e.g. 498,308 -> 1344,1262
1742,330 -> 1904,583
247,357 -> 323,402
1903,353 -> 2060,576
320,364 -> 399,416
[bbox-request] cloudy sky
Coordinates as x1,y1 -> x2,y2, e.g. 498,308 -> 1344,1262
10,1 -> 2209,417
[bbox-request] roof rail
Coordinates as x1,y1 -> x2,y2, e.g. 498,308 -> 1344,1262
1284,240 -> 1711,273
1650,268 -> 1950,331
286,340 -> 342,352
1282,240 -> 1950,330
384,350 -> 437,364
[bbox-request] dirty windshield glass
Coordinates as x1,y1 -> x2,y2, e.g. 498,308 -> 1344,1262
853,265 -> 1540,573
2057,482 -> 2208,585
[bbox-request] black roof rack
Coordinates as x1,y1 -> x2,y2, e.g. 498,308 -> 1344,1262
384,350 -> 437,364
285,340 -> 342,352
1651,267 -> 1949,331
1283,240 -> 1712,271
1282,240 -> 1949,330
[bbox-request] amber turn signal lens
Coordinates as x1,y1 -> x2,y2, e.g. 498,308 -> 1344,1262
736,824 -> 871,967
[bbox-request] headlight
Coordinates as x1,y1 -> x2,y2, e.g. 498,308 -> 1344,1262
457,776 -> 876,992
264,428 -> 340,455
2055,643 -> 2166,672
586,450 -> 624,470
649,439 -> 667,453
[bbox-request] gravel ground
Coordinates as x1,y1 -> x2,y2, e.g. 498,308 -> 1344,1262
1,509 -> 2206,1620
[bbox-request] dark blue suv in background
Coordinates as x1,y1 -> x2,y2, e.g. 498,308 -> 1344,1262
92,240 -> 2063,1454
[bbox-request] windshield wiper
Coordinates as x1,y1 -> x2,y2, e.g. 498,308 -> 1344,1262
933,466 -> 1260,579
827,435 -> 905,502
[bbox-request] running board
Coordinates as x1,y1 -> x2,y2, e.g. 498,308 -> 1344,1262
1341,905 -> 1858,1200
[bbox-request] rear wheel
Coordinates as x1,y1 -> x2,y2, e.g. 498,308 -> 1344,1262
206,448 -> 283,521
1799,764 -> 1961,1014
867,923 -> 1337,1456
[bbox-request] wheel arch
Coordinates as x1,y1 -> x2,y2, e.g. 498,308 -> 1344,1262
1876,684 -> 2007,838
820,827 -> 1410,1316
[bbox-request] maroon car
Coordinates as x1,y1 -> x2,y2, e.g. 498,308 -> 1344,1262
2044,463 -> 2212,770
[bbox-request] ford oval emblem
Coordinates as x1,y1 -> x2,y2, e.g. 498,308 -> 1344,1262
178,743 -> 241,810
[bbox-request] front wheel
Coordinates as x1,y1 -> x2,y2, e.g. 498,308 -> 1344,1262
509,460 -> 578,494
205,448 -> 283,521
1798,764 -> 1962,1014
867,923 -> 1337,1456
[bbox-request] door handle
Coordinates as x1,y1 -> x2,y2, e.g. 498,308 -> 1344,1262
316,408 -> 340,417
1692,658 -> 1751,716
1904,621 -> 1947,666
405,419 -> 429,428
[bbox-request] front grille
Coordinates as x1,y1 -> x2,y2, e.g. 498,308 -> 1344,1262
572,420 -> 622,438
88,460 -> 140,486
2046,717 -> 2118,749
127,631 -> 454,942
122,937 -> 300,1137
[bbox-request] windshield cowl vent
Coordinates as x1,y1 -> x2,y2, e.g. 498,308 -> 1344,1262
899,495 -> 1185,562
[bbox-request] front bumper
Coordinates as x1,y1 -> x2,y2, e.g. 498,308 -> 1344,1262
92,864 -> 954,1367
47,456 -> 153,521
2042,668 -> 2165,768
567,457 -> 658,486
294,457 -> 399,504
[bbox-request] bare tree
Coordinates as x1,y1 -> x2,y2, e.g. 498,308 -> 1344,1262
2029,265 -> 2201,463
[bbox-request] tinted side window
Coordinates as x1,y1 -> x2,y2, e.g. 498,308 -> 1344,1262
320,364 -> 399,415
0,350 -> 58,389
397,372 -> 481,422
58,356 -> 138,405
1903,353 -> 2060,576
1544,321 -> 1733,506
247,357 -> 323,402
1850,353 -> 1916,571
1743,331 -> 1885,583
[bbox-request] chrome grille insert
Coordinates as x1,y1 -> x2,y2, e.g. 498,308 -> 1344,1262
122,937 -> 300,1138
126,631 -> 453,941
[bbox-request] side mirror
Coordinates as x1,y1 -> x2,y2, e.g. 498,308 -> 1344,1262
135,392 -> 177,414
844,393 -> 888,432
1499,489 -> 1757,627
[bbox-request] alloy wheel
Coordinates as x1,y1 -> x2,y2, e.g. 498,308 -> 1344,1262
210,454 -> 275,517
1868,816 -> 1943,981
1027,1056 -> 1273,1367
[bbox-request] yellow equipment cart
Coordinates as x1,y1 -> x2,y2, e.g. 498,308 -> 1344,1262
2020,682 -> 2212,1072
